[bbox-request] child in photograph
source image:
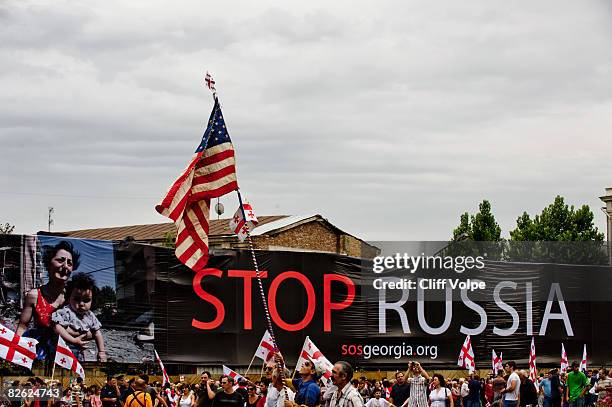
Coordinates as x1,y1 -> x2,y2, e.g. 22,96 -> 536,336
52,273 -> 107,362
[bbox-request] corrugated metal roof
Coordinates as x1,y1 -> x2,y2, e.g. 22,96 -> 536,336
57,215 -> 288,241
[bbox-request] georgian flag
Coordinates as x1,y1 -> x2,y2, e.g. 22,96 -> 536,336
560,343 -> 569,373
0,323 -> 38,370
155,350 -> 171,385
458,335 -> 475,373
54,336 -> 85,379
492,349 -> 503,374
579,344 -> 588,371
529,338 -> 537,382
223,365 -> 245,383
254,330 -> 275,362
296,336 -> 334,384
229,203 -> 258,242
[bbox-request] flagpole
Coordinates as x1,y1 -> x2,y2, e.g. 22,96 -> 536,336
236,189 -> 289,389
244,353 -> 257,379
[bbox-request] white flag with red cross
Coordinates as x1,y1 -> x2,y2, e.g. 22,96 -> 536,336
229,203 -> 258,242
223,365 -> 245,383
254,330 -> 275,362
560,343 -> 569,373
492,349 -> 503,374
458,335 -> 475,373
0,323 -> 38,370
529,337 -> 537,382
296,336 -> 334,384
579,344 -> 588,371
54,336 -> 85,379
155,350 -> 171,385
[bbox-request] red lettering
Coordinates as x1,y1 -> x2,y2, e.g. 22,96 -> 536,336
228,269 -> 268,329
269,271 -> 315,331
192,268 -> 225,330
323,274 -> 355,332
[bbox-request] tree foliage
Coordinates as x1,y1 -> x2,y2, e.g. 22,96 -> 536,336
452,200 -> 502,241
509,195 -> 604,241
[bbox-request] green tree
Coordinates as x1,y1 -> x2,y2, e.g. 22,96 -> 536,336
509,196 -> 603,241
452,200 -> 502,241
508,196 -> 606,264
0,223 -> 14,234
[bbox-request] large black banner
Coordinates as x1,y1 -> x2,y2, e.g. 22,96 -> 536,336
0,234 -> 610,369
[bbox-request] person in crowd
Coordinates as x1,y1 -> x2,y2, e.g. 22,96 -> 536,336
501,362 -> 521,407
101,377 -> 121,407
594,369 -> 612,406
358,378 -> 371,403
451,380 -> 462,407
463,374 -> 481,407
196,372 -> 217,407
389,372 -> 410,407
246,384 -> 261,407
17,241 -> 80,359
429,374 -> 453,407
382,380 -> 392,401
402,362 -> 429,407
549,370 -> 562,407
119,378 -> 136,407
329,361 -> 364,407
365,389 -> 392,407
258,378 -> 271,407
540,372 -> 552,407
175,384 -> 195,407
289,359 -> 321,407
125,379 -> 153,407
566,362 -> 589,407
90,385 -> 102,407
213,375 -> 245,407
518,370 -> 538,407
485,378 -> 494,407
52,273 -> 106,362
235,380 -> 248,403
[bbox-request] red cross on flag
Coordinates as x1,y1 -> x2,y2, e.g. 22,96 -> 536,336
528,337 -> 537,382
579,344 -> 588,371
54,336 -> 85,379
296,336 -> 334,384
457,335 -> 475,373
0,323 -> 38,370
155,350 -> 171,385
492,349 -> 503,374
222,365 -> 245,383
204,71 -> 216,93
254,330 -> 275,362
560,343 -> 569,373
229,203 -> 258,242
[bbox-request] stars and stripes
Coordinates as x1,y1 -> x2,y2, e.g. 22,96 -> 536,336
561,343 -> 569,373
156,98 -> 238,271
529,338 -> 537,382
254,330 -> 275,362
580,344 -> 588,371
458,335 -> 475,373
0,323 -> 38,370
155,350 -> 171,385
54,336 -> 85,379
229,203 -> 258,242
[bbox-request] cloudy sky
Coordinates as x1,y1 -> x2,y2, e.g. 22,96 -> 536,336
1,0 -> 611,241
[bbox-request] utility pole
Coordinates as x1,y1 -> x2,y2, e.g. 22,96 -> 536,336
48,207 -> 54,232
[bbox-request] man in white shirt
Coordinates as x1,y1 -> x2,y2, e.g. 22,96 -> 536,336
265,366 -> 295,407
501,361 -> 521,407
365,390 -> 392,407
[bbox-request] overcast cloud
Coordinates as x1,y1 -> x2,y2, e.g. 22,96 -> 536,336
1,0 -> 611,240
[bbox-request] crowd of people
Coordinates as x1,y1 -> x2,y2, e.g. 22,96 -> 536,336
5,359 -> 612,407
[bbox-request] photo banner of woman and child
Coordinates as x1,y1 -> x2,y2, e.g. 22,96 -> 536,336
0,234 -> 157,366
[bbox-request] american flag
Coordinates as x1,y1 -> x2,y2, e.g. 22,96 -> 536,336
156,98 -> 238,270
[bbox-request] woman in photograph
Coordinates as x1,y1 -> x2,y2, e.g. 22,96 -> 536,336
429,374 -> 454,407
16,240 -> 82,358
